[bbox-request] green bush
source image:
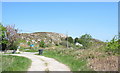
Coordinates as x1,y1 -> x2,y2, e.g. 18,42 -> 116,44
27,41 -> 31,46
39,40 -> 46,48
106,35 -> 120,55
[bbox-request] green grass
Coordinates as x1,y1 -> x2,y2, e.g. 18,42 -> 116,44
0,54 -> 2,73
38,49 -> 92,71
4,52 -> 21,54
24,49 -> 38,52
1,55 -> 32,72
19,48 -> 39,52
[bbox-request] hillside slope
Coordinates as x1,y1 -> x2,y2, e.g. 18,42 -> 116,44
18,32 -> 67,47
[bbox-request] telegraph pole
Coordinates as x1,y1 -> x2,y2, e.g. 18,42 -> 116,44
66,32 -> 68,48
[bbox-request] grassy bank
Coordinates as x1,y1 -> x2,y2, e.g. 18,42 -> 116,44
41,49 -> 92,71
1,55 -> 31,71
19,48 -> 39,52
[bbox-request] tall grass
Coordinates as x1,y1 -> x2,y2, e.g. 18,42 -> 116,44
1,55 -> 31,71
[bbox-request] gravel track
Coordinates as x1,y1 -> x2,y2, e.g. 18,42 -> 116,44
10,52 -> 71,71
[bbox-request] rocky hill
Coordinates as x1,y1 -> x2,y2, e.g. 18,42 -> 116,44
18,32 -> 67,47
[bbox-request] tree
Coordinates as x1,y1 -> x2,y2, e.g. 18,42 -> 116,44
0,24 -> 8,51
6,25 -> 19,50
4,24 -> 19,50
65,37 -> 73,44
78,34 -> 92,49
0,24 -> 19,51
74,37 -> 79,43
0,24 -> 7,43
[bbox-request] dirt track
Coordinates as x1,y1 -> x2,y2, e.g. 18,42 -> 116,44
11,52 -> 71,71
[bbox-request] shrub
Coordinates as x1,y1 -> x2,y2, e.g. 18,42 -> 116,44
39,40 -> 46,48
106,35 -> 120,55
27,41 -> 31,46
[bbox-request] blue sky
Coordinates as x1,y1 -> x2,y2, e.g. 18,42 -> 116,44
2,2 -> 118,41
2,0 -> 119,2
0,2 -> 2,22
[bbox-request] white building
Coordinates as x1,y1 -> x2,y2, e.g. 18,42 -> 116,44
75,42 -> 83,46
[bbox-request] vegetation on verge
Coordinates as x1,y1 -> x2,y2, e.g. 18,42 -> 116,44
1,55 -> 31,71
105,35 -> 120,55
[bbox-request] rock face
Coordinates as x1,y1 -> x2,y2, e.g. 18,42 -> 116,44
18,32 -> 67,46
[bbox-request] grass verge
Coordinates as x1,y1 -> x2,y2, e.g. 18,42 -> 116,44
1,55 -> 31,72
19,48 -> 39,52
